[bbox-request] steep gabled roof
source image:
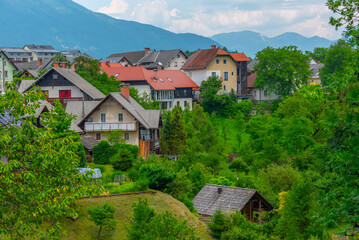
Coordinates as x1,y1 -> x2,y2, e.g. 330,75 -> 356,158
137,49 -> 187,69
78,93 -> 161,130
193,184 -> 273,216
181,48 -> 219,70
23,68 -> 106,100
18,80 -> 37,93
0,50 -> 18,70
230,53 -> 251,62
107,50 -> 146,65
66,101 -> 101,133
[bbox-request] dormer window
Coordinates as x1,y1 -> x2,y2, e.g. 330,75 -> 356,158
115,73 -> 119,78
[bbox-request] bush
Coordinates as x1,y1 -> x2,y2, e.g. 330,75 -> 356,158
77,143 -> 87,167
93,140 -> 114,164
179,197 -> 196,213
138,163 -> 175,191
238,99 -> 254,120
113,143 -> 139,159
111,148 -> 134,171
134,178 -> 149,191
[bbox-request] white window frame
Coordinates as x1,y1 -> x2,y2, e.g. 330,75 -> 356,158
100,113 -> 106,123
118,113 -> 124,122
224,72 -> 229,81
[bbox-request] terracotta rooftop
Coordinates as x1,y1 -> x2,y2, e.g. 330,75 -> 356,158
103,66 -> 198,91
230,53 -> 250,62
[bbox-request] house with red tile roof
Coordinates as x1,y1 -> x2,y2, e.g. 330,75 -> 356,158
102,66 -> 198,110
181,45 -> 250,98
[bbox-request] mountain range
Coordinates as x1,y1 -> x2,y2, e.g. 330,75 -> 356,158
211,31 -> 335,58
0,0 -> 336,58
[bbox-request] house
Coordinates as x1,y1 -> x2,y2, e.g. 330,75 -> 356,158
99,56 -> 132,67
14,58 -> 53,73
0,50 -> 18,94
77,86 -> 161,158
23,45 -> 59,61
105,48 -> 188,70
0,47 -> 33,62
193,184 -> 274,222
137,49 -> 188,70
102,66 -> 198,110
247,59 -> 280,104
309,62 -> 324,85
60,50 -> 94,64
21,67 -> 105,106
181,45 -> 250,96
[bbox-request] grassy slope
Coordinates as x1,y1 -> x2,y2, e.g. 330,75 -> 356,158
60,191 -> 212,240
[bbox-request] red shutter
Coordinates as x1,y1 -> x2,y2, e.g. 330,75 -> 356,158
59,90 -> 64,98
65,90 -> 71,98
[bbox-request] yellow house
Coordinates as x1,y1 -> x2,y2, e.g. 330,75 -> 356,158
78,86 -> 161,158
181,46 -> 250,95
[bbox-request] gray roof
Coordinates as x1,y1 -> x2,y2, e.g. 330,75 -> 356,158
18,80 -> 36,93
24,45 -> 58,53
79,93 -> 160,130
81,135 -> 99,150
247,59 -> 259,72
107,50 -> 146,65
100,56 -> 125,63
0,110 -> 22,128
14,59 -> 52,71
310,63 -> 324,78
193,184 -> 273,216
23,68 -> 106,100
0,47 -> 31,54
66,101 -> 101,132
138,49 -> 186,69
61,50 -> 94,64
34,101 -> 53,118
27,70 -> 39,78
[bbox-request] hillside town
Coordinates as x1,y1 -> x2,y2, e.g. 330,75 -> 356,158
1,0 -> 358,239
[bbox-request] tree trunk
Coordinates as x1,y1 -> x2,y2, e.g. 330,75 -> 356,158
96,226 -> 102,240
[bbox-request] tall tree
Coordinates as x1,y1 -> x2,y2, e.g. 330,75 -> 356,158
254,46 -> 312,97
0,84 -> 100,239
88,203 -> 117,240
306,47 -> 328,63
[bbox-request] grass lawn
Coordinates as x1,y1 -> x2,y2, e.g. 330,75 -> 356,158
210,116 -> 250,154
59,191 -> 213,240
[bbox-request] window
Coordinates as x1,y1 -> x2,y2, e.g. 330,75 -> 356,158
174,62 -> 178,67
100,113 -> 106,123
124,132 -> 130,141
223,59 -> 227,64
264,90 -> 268,97
140,129 -> 151,141
232,72 -> 234,76
216,59 -> 219,64
224,85 -> 226,90
45,53 -> 48,56
4,71 -> 8,78
177,54 -> 180,58
169,101 -> 172,109
211,72 -> 216,77
224,72 -> 229,81
184,101 -> 187,107
118,113 -> 124,122
87,117 -> 93,123
59,90 -> 71,98
253,90 -> 256,97
96,133 -> 101,140
177,101 -> 180,106
53,73 -> 58,80
115,73 -> 119,78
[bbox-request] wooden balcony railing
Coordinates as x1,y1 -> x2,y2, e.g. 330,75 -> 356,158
84,122 -> 137,132
47,98 -> 83,104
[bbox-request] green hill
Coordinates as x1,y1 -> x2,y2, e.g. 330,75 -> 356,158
59,191 -> 212,239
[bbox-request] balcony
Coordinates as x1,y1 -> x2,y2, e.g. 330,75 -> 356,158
85,122 -> 137,132
47,97 -> 83,105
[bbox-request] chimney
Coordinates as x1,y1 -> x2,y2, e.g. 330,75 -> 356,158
211,45 -> 216,49
120,83 -> 130,100
53,62 -> 59,68
60,62 -> 67,68
145,47 -> 150,54
153,69 -> 158,79
38,59 -> 43,66
218,187 -> 222,194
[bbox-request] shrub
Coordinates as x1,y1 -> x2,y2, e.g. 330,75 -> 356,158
138,163 -> 175,191
111,148 -> 134,171
93,140 -> 114,164
179,197 -> 196,213
77,143 -> 87,167
134,178 -> 149,191
238,99 -> 254,120
113,143 -> 139,159
127,168 -> 139,181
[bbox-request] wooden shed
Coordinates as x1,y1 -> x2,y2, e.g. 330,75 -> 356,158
192,184 -> 273,222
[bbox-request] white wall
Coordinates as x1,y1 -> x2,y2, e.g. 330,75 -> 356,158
132,84 -> 152,96
166,52 -> 188,70
174,98 -> 193,110
251,88 -> 280,102
183,70 -> 207,87
41,86 -> 84,98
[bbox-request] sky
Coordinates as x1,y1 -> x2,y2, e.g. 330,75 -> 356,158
72,0 -> 341,40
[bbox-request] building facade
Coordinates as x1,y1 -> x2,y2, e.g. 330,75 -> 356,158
0,51 -> 18,94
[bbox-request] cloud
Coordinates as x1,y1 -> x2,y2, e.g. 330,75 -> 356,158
98,0 -> 129,14
130,0 -> 171,27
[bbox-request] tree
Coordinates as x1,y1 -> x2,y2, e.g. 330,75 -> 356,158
306,47 -> 328,63
254,46 -> 312,97
199,76 -> 222,113
320,40 -> 353,85
105,130 -> 125,145
129,87 -> 160,110
88,203 -> 117,240
208,210 -> 232,239
128,198 -> 197,240
138,163 -> 175,191
110,147 -> 134,171
0,84 -> 100,239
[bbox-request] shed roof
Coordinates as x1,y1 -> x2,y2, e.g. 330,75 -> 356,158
193,184 -> 273,216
